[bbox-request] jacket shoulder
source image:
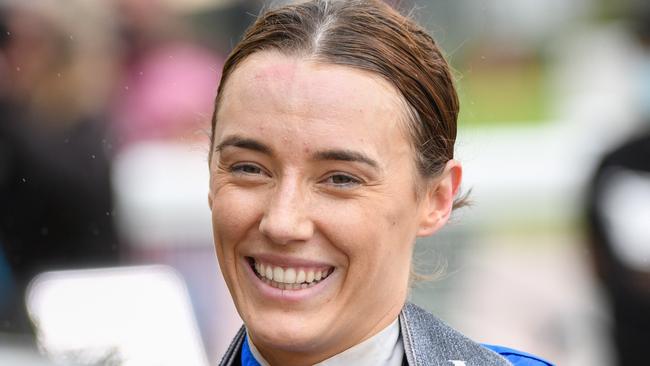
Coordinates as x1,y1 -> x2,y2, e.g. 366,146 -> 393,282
400,302 -> 512,366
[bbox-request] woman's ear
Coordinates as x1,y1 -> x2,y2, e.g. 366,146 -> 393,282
416,160 -> 463,237
208,191 -> 213,210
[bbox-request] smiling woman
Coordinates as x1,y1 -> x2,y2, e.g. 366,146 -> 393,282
207,1 -> 552,366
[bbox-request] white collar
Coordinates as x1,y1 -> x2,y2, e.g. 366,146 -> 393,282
247,318 -> 404,366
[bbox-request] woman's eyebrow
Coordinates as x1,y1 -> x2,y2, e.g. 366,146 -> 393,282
214,135 -> 272,155
215,137 -> 379,169
313,149 -> 379,169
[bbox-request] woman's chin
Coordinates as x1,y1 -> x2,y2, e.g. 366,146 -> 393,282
246,315 -> 333,354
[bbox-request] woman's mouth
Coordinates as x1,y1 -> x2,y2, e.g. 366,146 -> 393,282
246,257 -> 334,290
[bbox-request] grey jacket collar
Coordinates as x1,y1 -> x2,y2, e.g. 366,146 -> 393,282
399,302 -> 510,366
218,302 -> 511,366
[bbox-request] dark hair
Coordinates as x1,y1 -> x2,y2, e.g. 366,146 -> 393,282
210,0 -> 462,202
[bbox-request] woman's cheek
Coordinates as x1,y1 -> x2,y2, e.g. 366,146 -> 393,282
213,188 -> 264,242
315,199 -> 374,256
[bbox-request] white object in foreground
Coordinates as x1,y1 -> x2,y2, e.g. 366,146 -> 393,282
26,265 -> 209,366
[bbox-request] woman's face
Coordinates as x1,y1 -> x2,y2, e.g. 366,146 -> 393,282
209,51 -> 449,364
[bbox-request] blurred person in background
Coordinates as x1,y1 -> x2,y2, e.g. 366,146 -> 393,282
586,2 -> 650,364
0,0 -> 120,334
588,132 -> 650,366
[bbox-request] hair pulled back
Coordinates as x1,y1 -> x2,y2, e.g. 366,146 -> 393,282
210,0 -> 460,186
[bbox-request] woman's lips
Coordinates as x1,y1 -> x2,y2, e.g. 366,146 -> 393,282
246,256 -> 334,291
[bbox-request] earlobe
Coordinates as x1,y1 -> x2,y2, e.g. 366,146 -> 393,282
416,160 -> 462,237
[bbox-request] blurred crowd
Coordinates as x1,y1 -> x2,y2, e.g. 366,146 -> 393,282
0,0 -> 650,365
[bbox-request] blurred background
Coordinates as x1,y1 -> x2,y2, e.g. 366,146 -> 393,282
1,0 -> 649,365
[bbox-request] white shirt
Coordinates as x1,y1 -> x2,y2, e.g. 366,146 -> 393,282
247,318 -> 404,366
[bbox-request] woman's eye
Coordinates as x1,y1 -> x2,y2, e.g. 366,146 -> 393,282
325,174 -> 361,187
231,164 -> 264,175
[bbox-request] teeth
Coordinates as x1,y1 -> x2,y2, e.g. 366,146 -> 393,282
296,269 -> 305,283
253,259 -> 332,288
284,268 -> 296,283
273,267 -> 284,283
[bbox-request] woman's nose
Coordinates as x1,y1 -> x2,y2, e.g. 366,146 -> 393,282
258,182 -> 314,245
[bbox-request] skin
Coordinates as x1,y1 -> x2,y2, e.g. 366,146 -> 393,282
208,51 -> 462,366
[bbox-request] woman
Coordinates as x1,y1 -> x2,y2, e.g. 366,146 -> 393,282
208,1 -> 553,365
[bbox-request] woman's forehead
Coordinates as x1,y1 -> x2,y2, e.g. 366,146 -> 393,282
212,52 -> 416,169
217,51 -> 406,123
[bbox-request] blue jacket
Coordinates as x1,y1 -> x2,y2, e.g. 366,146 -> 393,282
219,302 -> 554,366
